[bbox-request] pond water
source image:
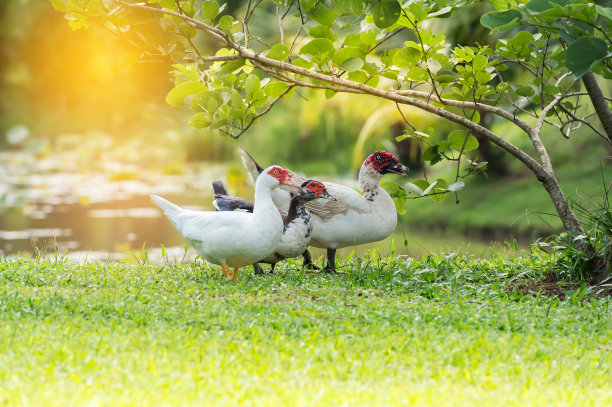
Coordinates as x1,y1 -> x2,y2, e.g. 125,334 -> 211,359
0,151 -> 525,265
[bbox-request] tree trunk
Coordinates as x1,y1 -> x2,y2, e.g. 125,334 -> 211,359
538,172 -> 585,237
582,72 -> 612,144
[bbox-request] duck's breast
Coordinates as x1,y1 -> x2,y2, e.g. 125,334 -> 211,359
274,217 -> 312,259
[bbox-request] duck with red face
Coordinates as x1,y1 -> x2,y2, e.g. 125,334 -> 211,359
151,165 -> 301,280
240,150 -> 408,272
212,179 -> 335,274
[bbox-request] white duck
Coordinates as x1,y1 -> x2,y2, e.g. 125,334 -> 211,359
212,179 -> 335,274
240,149 -> 408,271
151,165 -> 300,280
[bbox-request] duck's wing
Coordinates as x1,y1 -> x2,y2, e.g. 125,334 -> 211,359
239,148 -> 264,183
213,195 -> 255,213
176,210 -> 249,243
305,183 -> 371,220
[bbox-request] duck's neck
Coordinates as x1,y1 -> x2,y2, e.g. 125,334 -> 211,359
285,196 -> 308,227
253,179 -> 277,216
359,166 -> 383,201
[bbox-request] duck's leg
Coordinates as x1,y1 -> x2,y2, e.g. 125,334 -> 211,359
221,263 -> 231,279
269,263 -> 276,274
230,267 -> 240,281
323,248 -> 337,272
253,263 -> 265,274
302,250 -> 321,270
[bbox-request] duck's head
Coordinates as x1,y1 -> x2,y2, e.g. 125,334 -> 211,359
297,180 -> 335,201
262,165 -> 301,189
363,151 -> 409,176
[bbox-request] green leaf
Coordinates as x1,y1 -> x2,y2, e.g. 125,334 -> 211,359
299,38 -> 336,66
596,5 -> 612,21
404,182 -> 424,195
348,70 -> 368,83
475,71 -> 491,84
310,25 -> 337,41
428,6 -> 453,18
333,47 -> 366,71
496,82 -> 510,93
308,5 -> 336,27
480,9 -> 522,31
509,31 -> 535,47
449,130 -> 479,151
516,86 -> 535,97
565,37 -> 609,78
207,97 -> 219,113
341,58 -> 364,71
421,144 -> 440,161
166,81 -> 207,107
189,113 -> 211,128
406,66 -> 429,81
219,59 -> 245,76
201,1 -> 220,21
371,0 -> 401,29
359,26 -> 378,47
429,179 -> 448,202
408,2 -> 428,21
490,0 -> 509,11
218,15 -> 234,29
524,0 -> 570,15
245,74 -> 261,98
264,82 -> 288,98
472,55 -> 488,71
472,111 -> 480,124
446,181 -> 465,192
267,44 -> 290,61
392,47 -> 422,68
436,73 -> 457,84
293,58 -> 314,69
179,1 -> 196,17
189,90 -> 222,112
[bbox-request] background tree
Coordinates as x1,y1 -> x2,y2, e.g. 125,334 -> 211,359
50,0 -> 612,279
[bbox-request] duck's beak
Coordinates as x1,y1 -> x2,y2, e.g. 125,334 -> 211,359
318,189 -> 336,201
385,163 -> 409,176
282,175 -> 302,189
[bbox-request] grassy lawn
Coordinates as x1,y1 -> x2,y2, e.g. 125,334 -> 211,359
0,254 -> 610,406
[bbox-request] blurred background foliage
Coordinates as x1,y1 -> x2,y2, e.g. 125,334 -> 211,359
0,0 -> 610,250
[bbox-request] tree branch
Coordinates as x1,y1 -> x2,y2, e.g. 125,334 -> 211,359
582,71 -> 612,143
119,1 -> 547,185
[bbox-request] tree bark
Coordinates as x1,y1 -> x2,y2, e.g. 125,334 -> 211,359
538,173 -> 585,238
582,72 -> 612,144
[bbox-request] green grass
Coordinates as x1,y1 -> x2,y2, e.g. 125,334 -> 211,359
0,254 -> 610,406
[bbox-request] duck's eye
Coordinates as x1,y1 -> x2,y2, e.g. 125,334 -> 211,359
376,155 -> 381,160
273,169 -> 279,174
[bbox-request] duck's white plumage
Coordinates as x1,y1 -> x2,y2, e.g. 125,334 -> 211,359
305,180 -> 397,249
152,166 -> 295,268
240,149 -> 407,251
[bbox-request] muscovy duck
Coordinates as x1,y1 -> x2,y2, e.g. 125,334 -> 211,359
151,166 -> 300,280
239,149 -> 408,271
212,179 -> 335,274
